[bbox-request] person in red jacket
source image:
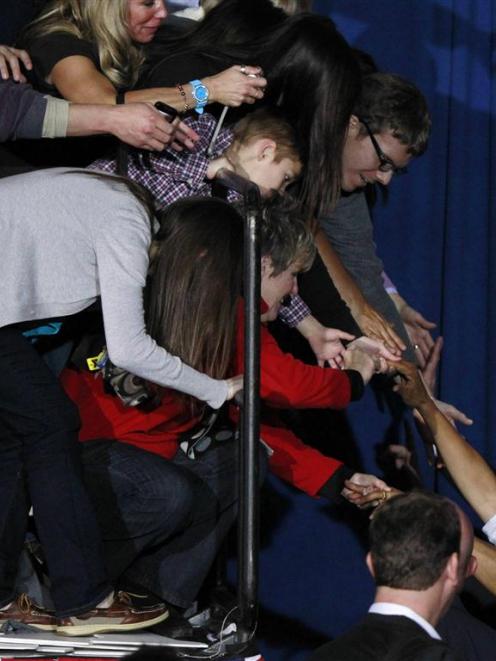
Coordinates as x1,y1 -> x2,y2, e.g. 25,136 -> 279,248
62,195 -> 390,615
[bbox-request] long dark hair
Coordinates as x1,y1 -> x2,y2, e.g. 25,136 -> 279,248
260,13 -> 360,218
149,0 -> 285,62
146,197 -> 244,410
146,3 -> 360,219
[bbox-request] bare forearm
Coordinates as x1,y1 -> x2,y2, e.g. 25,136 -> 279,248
123,86 -> 188,110
122,71 -> 232,111
66,103 -> 185,151
66,103 -> 115,136
418,400 -> 496,521
474,538 -> 496,595
315,229 -> 367,314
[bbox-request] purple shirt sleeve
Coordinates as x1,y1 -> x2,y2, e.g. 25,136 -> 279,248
0,80 -> 47,141
278,294 -> 311,327
382,271 -> 398,294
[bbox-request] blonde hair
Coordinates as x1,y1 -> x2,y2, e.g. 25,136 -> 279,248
23,0 -> 144,88
269,0 -> 312,14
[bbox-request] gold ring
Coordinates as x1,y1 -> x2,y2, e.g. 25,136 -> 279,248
381,490 -> 387,501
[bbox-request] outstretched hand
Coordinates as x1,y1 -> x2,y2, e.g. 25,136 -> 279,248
225,374 -> 243,400
389,293 -> 436,367
354,301 -> 406,356
431,400 -> 473,428
205,65 -> 267,107
390,359 -> 432,409
0,45 -> 32,83
420,335 -> 443,393
297,316 -> 355,367
417,337 -> 473,427
110,103 -> 200,151
348,336 -> 401,365
342,473 -> 401,509
343,347 -> 382,385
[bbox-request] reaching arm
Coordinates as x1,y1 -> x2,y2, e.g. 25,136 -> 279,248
0,75 -> 197,150
50,56 -> 266,108
295,314 -> 354,367
66,102 -> 198,150
315,229 -> 405,354
393,360 -> 496,523
473,538 -> 496,595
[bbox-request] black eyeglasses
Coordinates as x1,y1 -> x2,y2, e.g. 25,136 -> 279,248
359,118 -> 408,176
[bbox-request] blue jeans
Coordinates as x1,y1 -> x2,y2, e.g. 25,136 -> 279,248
0,326 -> 110,616
81,438 -> 242,608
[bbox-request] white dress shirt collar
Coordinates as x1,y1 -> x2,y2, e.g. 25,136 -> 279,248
369,602 -> 441,640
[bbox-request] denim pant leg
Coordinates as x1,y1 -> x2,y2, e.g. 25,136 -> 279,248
0,327 -> 110,616
124,441 -> 242,608
80,440 -> 203,582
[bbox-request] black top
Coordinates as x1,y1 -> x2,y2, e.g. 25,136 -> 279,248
310,614 -> 460,661
11,32 -> 112,168
23,31 -> 100,96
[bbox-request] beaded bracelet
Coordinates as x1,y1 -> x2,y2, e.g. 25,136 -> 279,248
176,83 -> 191,114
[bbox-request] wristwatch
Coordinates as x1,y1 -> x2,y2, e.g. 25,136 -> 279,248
189,79 -> 209,114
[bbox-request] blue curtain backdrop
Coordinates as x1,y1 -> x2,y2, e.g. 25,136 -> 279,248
256,2 -> 496,660
0,2 -> 494,659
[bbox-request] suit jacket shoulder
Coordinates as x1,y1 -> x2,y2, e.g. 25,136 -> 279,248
309,614 -> 458,661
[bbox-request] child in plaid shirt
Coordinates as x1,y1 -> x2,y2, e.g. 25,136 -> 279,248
90,108 -> 301,208
90,108 -> 353,360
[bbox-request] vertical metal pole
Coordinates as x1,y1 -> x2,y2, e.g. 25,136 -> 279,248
237,187 -> 261,639
207,169 -> 262,647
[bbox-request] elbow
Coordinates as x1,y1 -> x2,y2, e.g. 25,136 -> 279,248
106,345 -> 139,374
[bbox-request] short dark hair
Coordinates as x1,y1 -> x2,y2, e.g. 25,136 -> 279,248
258,195 -> 315,275
354,72 -> 431,156
369,491 -> 461,590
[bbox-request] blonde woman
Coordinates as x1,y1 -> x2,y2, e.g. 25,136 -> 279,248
21,0 -> 265,115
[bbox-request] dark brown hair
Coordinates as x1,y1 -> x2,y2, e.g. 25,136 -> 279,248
369,491 -> 461,590
146,197 -> 244,411
354,72 -> 431,156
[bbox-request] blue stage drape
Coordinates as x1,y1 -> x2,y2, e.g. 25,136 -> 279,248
321,0 -> 496,469
257,2 -> 496,659
0,2 -> 494,659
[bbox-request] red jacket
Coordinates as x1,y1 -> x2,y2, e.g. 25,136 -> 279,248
62,304 -> 352,497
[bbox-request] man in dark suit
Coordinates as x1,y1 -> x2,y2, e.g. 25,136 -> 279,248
310,491 -> 477,661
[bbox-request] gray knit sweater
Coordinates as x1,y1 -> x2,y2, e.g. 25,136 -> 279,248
0,168 -> 228,408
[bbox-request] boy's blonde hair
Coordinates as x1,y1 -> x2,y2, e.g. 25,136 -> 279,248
228,108 -> 301,164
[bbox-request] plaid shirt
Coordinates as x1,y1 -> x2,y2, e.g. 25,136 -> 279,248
89,113 -> 239,206
278,295 -> 311,327
89,113 -> 310,327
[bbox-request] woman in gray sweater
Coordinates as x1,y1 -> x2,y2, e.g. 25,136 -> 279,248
0,167 -> 240,634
